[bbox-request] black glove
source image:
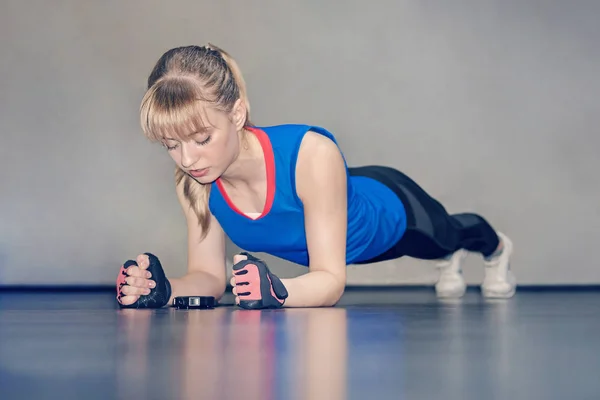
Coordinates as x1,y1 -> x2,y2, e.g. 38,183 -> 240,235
116,252 -> 172,309
232,252 -> 288,309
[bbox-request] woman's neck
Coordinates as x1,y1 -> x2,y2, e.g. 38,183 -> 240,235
219,128 -> 264,188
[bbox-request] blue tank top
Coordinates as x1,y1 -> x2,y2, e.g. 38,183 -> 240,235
208,124 -> 407,266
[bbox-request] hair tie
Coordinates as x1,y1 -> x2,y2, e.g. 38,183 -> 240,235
201,45 -> 221,59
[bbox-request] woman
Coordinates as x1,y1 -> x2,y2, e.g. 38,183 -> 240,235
116,44 -> 515,310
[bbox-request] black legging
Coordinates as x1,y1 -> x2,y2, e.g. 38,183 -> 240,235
349,166 -> 500,263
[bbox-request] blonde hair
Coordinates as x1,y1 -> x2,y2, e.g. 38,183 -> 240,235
139,44 -> 251,237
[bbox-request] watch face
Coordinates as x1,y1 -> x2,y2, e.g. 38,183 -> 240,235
173,296 -> 216,309
188,297 -> 202,306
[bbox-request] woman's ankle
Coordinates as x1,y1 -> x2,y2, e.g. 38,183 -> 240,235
485,237 -> 504,260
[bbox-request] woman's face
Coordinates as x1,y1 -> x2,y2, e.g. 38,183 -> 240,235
162,101 -> 246,183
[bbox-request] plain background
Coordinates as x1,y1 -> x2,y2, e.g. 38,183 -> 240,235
1,0 -> 598,286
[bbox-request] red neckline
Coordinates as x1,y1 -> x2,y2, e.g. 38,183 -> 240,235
215,126 -> 275,220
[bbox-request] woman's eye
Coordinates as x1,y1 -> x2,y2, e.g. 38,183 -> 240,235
196,136 -> 212,146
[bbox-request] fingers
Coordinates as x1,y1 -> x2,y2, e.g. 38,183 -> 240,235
126,276 -> 156,289
233,253 -> 248,264
231,253 -> 260,306
120,284 -> 151,296
136,254 -> 150,270
119,295 -> 140,306
230,260 -> 261,304
120,267 -> 155,295
231,269 -> 243,301
231,254 -> 247,295
126,266 -> 152,279
231,253 -> 250,285
116,254 -> 157,308
117,260 -> 155,298
230,269 -> 249,296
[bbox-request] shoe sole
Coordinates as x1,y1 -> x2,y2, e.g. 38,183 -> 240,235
481,287 -> 516,298
436,286 -> 467,298
481,271 -> 516,298
435,276 -> 467,298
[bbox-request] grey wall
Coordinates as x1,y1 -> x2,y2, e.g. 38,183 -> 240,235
1,0 -> 599,286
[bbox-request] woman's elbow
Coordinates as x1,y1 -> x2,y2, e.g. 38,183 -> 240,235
325,275 -> 346,306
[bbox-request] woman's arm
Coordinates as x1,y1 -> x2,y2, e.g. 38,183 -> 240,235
168,180 -> 228,303
278,130 -> 349,307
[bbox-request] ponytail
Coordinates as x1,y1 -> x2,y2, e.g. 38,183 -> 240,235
208,43 -> 252,127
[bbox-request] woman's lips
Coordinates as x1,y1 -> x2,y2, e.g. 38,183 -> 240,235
189,168 -> 209,178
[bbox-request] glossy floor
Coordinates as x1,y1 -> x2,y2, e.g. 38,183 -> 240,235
1,288 -> 599,399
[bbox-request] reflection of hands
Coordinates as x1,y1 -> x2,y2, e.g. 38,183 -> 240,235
115,305 -> 348,400
230,252 -> 288,309
116,308 -> 152,399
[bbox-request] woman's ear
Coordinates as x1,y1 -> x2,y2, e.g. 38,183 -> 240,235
231,98 -> 247,130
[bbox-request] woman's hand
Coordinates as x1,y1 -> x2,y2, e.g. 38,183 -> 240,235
116,253 -> 172,308
230,252 -> 288,309
116,254 -> 155,306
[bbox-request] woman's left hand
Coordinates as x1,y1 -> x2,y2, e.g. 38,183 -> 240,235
230,252 -> 288,309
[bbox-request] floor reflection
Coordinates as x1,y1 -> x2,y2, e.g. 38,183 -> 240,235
2,290 -> 599,400
115,307 -> 350,400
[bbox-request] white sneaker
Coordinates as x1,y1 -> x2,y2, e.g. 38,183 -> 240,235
481,232 -> 516,298
435,249 -> 468,298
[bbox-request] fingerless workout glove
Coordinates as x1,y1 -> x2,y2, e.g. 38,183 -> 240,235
232,252 -> 288,309
116,252 -> 172,309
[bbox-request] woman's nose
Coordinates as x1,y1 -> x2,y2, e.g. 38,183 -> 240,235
180,145 -> 199,169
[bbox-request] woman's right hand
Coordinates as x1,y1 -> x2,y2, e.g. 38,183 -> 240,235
116,254 -> 156,306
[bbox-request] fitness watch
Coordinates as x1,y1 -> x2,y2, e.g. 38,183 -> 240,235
173,296 -> 216,309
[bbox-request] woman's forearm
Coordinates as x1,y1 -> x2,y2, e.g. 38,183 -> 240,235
280,270 -> 346,308
168,271 -> 226,305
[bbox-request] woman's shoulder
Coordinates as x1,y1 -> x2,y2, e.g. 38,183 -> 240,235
256,123 -> 341,147
296,129 -> 346,174
255,123 -> 335,137
294,128 -> 347,202
300,129 -> 340,152
252,123 -> 345,172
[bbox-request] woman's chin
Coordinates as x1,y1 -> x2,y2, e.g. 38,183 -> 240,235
189,172 -> 218,184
